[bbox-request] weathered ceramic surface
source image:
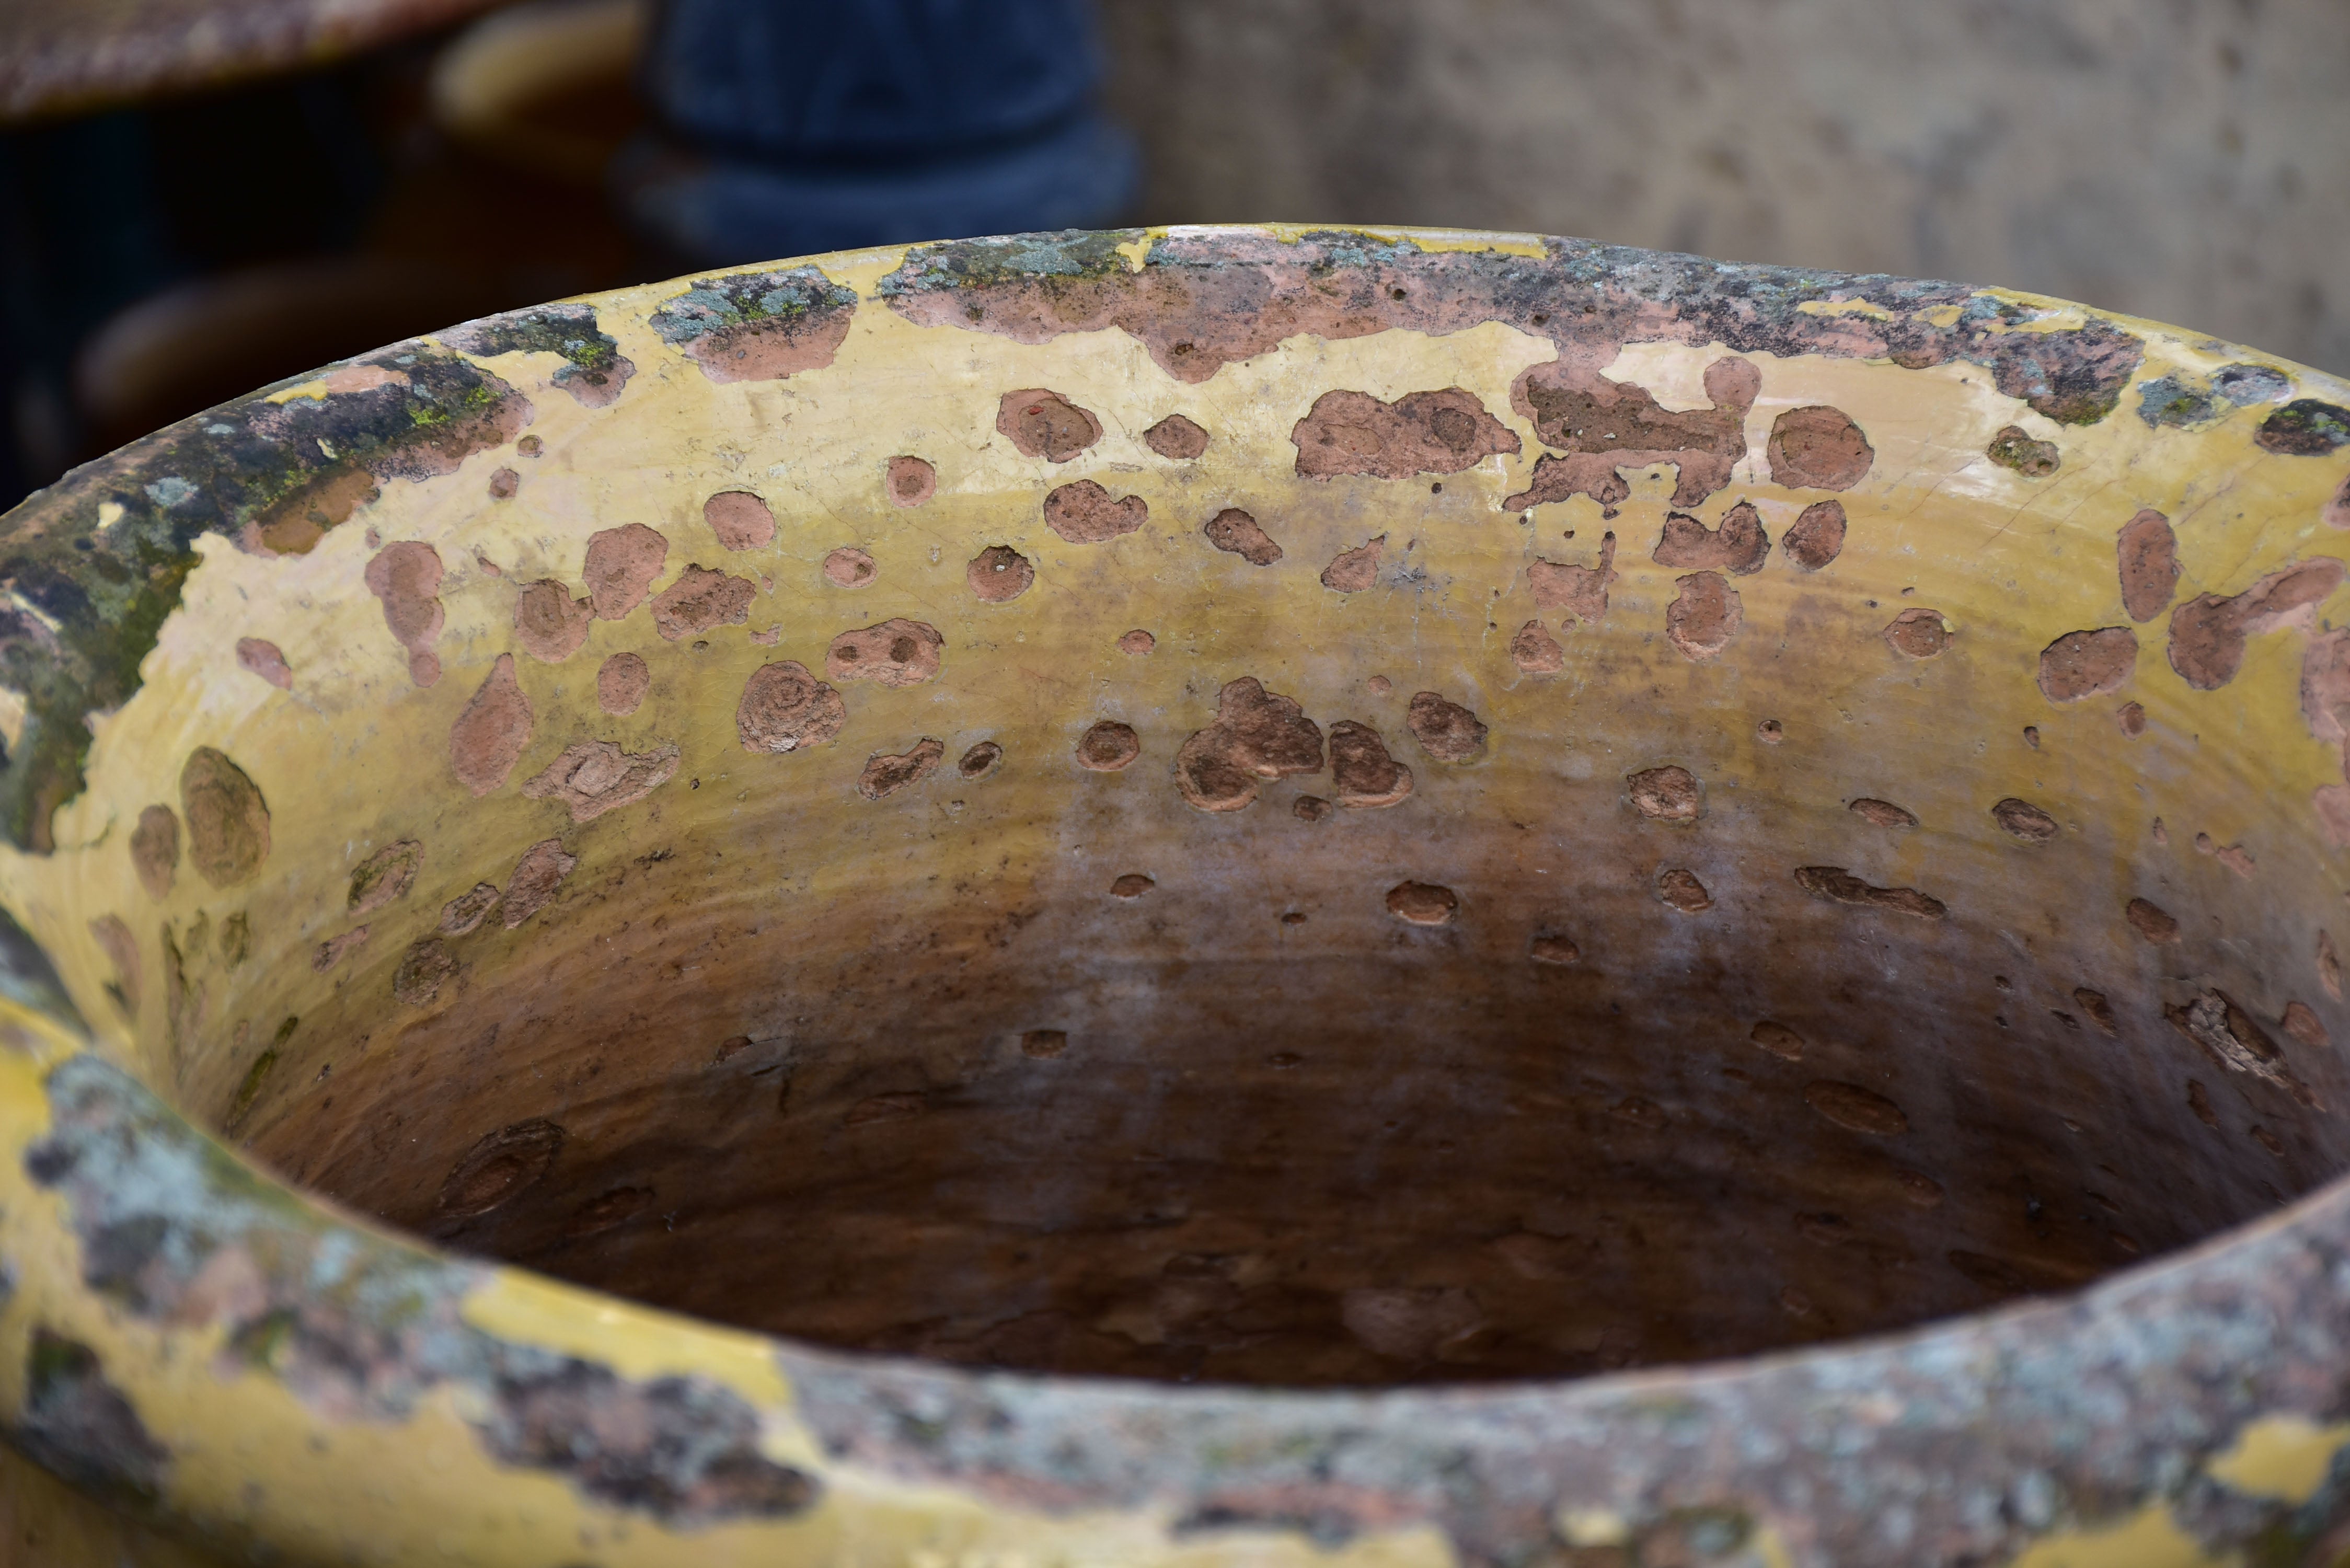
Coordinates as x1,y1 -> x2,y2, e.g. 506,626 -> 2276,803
1,226 -> 2349,1564
0,0 -> 506,123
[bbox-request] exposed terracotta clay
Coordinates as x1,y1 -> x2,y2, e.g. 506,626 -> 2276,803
2117,701 -> 2148,736
1794,867 -> 1945,919
857,740 -> 946,801
1510,620 -> 1564,674
886,456 -> 937,506
2193,835 -> 2256,878
523,742 -> 681,823
311,927 -> 371,974
438,882 -> 501,937
827,619 -> 943,687
824,548 -> 878,589
651,566 -> 756,641
1628,766 -> 1700,822
1750,1021 -> 1805,1060
1144,414 -> 1209,459
1656,868 -> 1713,912
235,637 -> 293,689
1782,501 -> 1847,571
596,653 -> 649,717
435,1120 -> 565,1224
1293,796 -> 1333,823
1530,933 -> 1580,965
87,914 -> 140,1014
514,580 -> 594,663
1991,798 -> 2061,843
2117,510 -> 2180,622
1987,426 -> 2060,478
737,662 -> 846,754
1386,881 -> 1458,925
1756,719 -> 1784,743
1505,357 -> 1756,510
1883,608 -> 1952,660
1110,874 -> 1155,898
2167,990 -> 2319,1108
704,492 -> 777,551
1075,722 -> 1142,773
448,656 -> 534,797
967,546 -> 1033,602
2189,1080 -> 2220,1127
1293,388 -> 1519,481
1666,571 -> 1742,660
957,741 -> 1002,779
363,541 -> 445,687
502,838 -> 578,930
2036,627 -> 2136,702
2325,472 -> 2350,529
845,1093 -> 927,1126
1407,692 -> 1488,763
2169,558 -> 2348,690
391,938 -> 458,1008
1117,629 -> 1155,655
2075,987 -> 2119,1034
582,524 -> 670,620
655,269 -> 857,384
1849,799 -> 1917,830
242,465 -> 382,556
1043,480 -> 1148,544
1653,503 -> 1769,574
1203,509 -> 1282,566
568,1187 -> 653,1240
1530,532 -> 1617,622
1806,1082 -> 1910,1136
1020,1032 -> 1068,1060
2286,1002 -> 2330,1049
488,468 -> 520,501
347,839 -> 421,915
1175,678 -> 1326,812
997,390 -> 1103,462
1321,535 -> 1386,592
129,805 -> 178,902
1328,722 -> 1414,808
179,747 -> 270,888
2127,898 -> 2182,944
1768,406 -> 1875,491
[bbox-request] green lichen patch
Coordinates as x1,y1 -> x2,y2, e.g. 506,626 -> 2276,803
878,229 -> 1146,296
649,267 -> 859,345
880,226 -> 2144,421
24,1052 -> 822,1526
1988,425 -> 2063,477
11,1328 -> 170,1504
444,305 -> 620,372
2139,364 -> 2293,431
0,348 -> 529,851
2259,399 -> 2350,456
2138,374 -> 2221,429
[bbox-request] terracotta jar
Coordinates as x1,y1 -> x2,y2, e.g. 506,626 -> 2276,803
2,227 -> 2349,1567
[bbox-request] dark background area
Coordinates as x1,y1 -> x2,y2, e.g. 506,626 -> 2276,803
5,0 -> 2346,515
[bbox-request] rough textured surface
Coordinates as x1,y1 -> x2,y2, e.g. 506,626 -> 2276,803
2,224 -> 2349,1568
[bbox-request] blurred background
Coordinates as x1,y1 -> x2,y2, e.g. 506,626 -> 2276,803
3,0 -> 2345,515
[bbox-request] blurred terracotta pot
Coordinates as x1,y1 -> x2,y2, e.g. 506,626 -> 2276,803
3,226 -> 2350,1566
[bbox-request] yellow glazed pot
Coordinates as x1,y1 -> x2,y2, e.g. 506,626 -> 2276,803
3,226 -> 2350,1567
